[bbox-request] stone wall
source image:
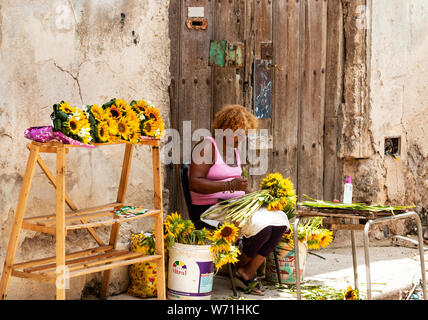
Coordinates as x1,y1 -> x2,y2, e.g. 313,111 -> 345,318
0,0 -> 170,299
339,0 -> 428,241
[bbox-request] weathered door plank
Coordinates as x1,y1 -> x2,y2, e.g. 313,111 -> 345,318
212,0 -> 246,116
324,0 -> 344,201
250,0 -> 273,191
179,0 -> 214,135
297,0 -> 327,200
272,0 -> 303,188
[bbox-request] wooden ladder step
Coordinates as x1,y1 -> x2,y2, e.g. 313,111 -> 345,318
23,202 -> 124,224
21,205 -> 161,234
39,250 -> 142,274
67,254 -> 162,278
12,245 -> 113,270
11,270 -> 56,283
13,249 -> 161,280
65,209 -> 161,231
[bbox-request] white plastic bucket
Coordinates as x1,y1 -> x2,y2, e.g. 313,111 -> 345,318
167,243 -> 215,300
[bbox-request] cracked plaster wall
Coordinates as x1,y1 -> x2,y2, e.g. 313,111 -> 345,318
340,0 -> 428,240
0,0 -> 171,299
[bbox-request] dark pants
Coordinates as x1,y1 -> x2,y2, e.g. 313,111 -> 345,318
189,204 -> 287,258
189,204 -> 216,230
242,225 -> 288,258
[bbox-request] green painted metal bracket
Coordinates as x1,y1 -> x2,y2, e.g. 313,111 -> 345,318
209,40 -> 244,68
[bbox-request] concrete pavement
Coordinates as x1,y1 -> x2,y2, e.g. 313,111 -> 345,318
101,241 -> 427,301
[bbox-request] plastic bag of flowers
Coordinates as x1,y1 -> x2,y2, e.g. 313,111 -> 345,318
127,232 -> 158,299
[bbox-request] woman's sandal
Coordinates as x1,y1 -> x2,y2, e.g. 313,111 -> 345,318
233,271 -> 265,296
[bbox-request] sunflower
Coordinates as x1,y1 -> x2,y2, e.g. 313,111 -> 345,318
126,110 -> 140,124
59,102 -> 76,114
144,106 -> 161,121
343,286 -> 359,300
186,221 -> 195,234
114,99 -> 129,112
142,119 -> 157,137
96,122 -> 110,143
125,115 -> 141,134
260,172 -> 284,189
90,104 -> 104,122
175,223 -> 186,236
209,242 -> 231,254
219,223 -> 239,242
101,115 -> 118,135
165,212 -> 183,225
279,178 -> 293,190
106,105 -> 123,120
128,127 -> 141,144
64,117 -> 81,135
307,239 -> 321,250
319,230 -> 334,249
268,199 -> 284,211
279,196 -> 290,207
116,117 -> 133,140
209,222 -> 239,244
152,119 -> 165,138
132,100 -> 149,114
213,246 -> 241,269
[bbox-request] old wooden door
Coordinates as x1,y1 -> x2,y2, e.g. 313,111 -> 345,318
168,0 -> 344,213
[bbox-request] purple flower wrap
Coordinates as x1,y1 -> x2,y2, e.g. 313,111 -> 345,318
24,126 -> 95,148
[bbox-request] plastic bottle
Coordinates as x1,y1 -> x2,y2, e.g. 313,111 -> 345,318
343,175 -> 353,204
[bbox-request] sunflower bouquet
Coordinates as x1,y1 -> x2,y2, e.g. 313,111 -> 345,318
51,101 -> 93,145
50,99 -> 165,145
281,217 -> 333,250
164,212 -> 240,270
200,172 -> 297,228
86,104 -> 118,143
100,98 -> 143,143
130,99 -> 165,139
208,222 -> 241,270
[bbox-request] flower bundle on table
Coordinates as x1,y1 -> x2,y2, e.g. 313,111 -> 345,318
50,98 -> 165,145
281,217 -> 333,250
51,102 -> 93,144
164,212 -> 241,270
200,172 -> 297,227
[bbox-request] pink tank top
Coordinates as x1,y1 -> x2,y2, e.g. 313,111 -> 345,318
190,136 -> 245,205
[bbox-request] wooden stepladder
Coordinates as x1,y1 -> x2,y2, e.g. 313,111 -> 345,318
0,140 -> 166,300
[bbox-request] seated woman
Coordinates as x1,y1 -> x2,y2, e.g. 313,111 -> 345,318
188,104 -> 289,295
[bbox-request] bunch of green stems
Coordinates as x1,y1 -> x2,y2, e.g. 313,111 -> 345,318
200,190 -> 273,227
299,195 -> 415,213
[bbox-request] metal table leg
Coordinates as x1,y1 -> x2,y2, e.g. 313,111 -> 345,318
363,212 -> 427,300
350,229 -> 359,292
293,218 -> 301,300
363,222 -> 373,299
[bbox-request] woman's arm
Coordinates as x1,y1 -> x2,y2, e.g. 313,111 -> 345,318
189,139 -> 247,194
